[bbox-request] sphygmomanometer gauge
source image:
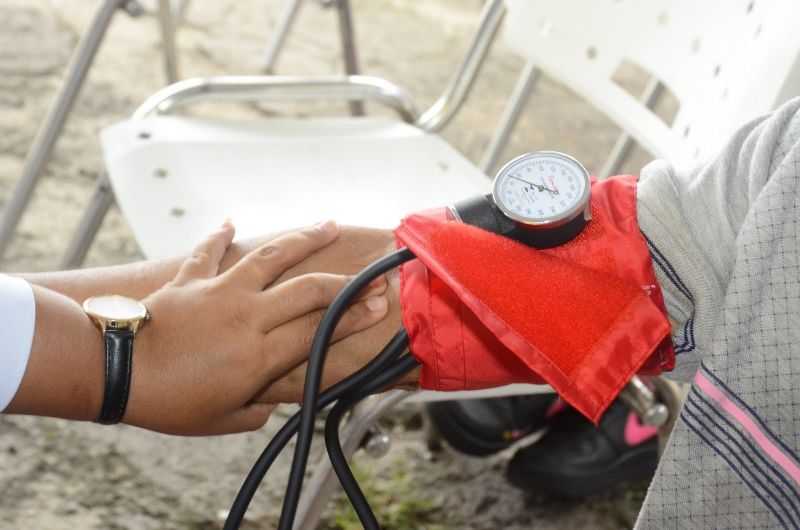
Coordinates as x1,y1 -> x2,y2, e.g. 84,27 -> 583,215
449,151 -> 592,249
492,151 -> 591,246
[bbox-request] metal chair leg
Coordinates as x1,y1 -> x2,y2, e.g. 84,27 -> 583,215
598,78 -> 663,179
619,375 -> 669,428
650,376 -> 687,457
59,173 -> 116,269
0,0 -> 128,260
293,390 -> 408,530
334,0 -> 363,116
261,0 -> 304,74
158,0 -> 179,83
479,60 -> 539,174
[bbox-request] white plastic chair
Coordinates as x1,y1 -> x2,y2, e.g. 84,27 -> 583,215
60,0 -> 507,265
100,111 -> 494,257
486,0 -> 800,174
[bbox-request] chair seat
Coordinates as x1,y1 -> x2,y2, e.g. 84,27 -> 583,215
100,116 -> 492,259
406,384 -> 553,403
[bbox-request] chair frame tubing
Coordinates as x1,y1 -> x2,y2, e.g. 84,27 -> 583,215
60,0 -> 507,267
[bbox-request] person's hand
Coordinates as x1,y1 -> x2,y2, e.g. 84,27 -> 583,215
239,226 -> 420,404
123,221 -> 389,435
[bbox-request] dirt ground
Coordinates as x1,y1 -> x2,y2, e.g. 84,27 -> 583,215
0,1 -> 656,528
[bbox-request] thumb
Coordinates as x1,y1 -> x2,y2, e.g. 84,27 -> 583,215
173,221 -> 235,285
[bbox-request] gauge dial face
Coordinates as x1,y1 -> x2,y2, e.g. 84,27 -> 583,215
492,151 -> 590,227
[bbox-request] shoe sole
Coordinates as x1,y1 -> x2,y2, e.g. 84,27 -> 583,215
506,439 -> 659,498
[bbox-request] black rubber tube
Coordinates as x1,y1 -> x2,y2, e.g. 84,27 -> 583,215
324,354 -> 421,530
223,330 -> 410,530
276,247 -> 415,530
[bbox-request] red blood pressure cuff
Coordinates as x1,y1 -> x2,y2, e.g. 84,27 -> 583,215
394,175 -> 673,423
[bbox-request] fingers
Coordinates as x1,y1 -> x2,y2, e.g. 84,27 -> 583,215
252,278 -> 403,404
207,289 -> 388,433
257,295 -> 389,381
173,222 -> 235,285
251,346 -> 371,405
224,221 -> 340,290
259,272 -> 387,331
252,299 -> 395,403
325,295 -> 390,343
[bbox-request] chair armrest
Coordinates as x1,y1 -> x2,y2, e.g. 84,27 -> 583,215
132,75 -> 420,123
415,0 -> 505,132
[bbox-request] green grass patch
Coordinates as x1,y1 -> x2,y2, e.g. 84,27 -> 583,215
325,458 -> 449,530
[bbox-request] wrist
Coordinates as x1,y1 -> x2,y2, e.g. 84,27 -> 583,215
74,315 -> 106,421
5,286 -> 104,421
49,299 -> 106,421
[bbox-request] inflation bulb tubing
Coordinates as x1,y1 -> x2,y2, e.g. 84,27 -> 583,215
223,329 -> 410,530
277,247 -> 415,530
324,353 -> 420,530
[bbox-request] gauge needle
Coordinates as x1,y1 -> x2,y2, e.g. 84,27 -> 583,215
539,177 -> 558,195
548,175 -> 560,194
509,175 -> 555,194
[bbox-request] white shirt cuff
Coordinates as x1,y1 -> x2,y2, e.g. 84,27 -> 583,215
0,274 -> 35,412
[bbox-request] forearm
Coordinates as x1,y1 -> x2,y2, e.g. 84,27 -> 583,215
8,226 -> 404,417
18,226 -> 380,302
19,256 -> 184,303
4,284 -> 103,420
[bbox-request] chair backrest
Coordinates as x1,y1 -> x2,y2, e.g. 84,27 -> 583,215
502,0 -> 800,164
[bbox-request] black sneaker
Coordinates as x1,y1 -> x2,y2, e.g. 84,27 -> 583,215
425,393 -> 558,456
505,399 -> 659,497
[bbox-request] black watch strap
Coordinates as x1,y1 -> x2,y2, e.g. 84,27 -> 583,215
96,329 -> 134,425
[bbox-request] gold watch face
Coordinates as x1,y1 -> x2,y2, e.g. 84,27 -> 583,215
83,295 -> 148,334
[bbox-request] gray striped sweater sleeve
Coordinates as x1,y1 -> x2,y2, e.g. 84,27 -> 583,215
635,96 -> 800,527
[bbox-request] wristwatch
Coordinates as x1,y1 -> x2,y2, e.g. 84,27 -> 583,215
83,295 -> 149,425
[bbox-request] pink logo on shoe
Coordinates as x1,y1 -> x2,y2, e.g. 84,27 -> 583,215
624,411 -> 658,446
545,397 -> 568,419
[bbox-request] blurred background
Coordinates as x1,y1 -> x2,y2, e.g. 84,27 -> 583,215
1,0 -> 784,528
0,0 -> 661,272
